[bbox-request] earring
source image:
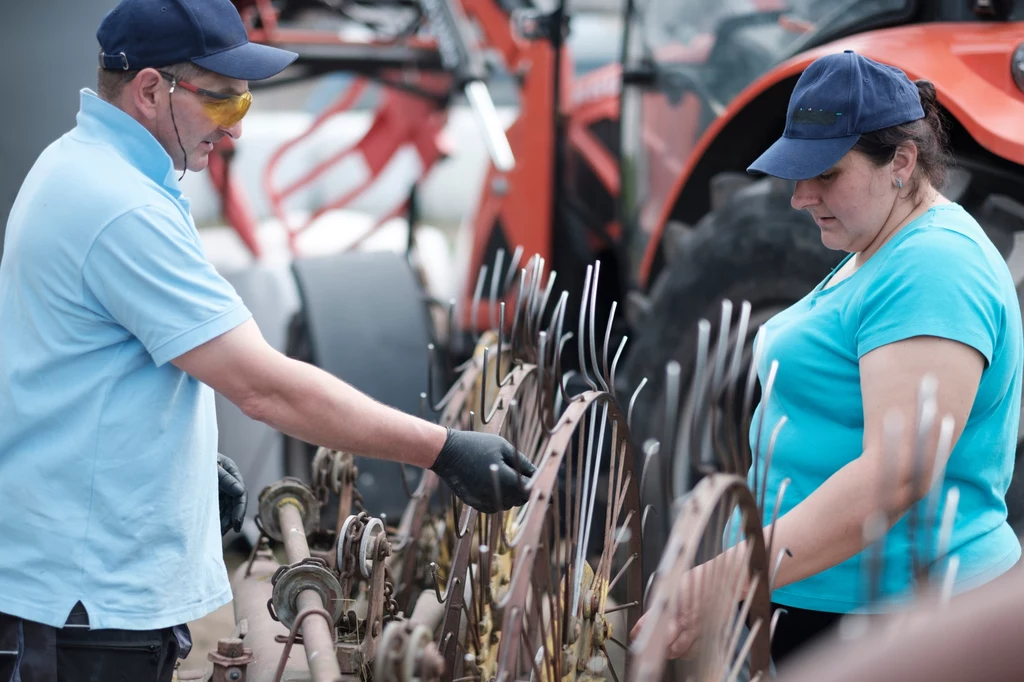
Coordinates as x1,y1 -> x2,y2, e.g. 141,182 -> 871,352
896,177 -> 903,189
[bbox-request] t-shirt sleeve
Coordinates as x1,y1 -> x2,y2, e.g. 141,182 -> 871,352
856,228 -> 1002,365
82,205 -> 252,367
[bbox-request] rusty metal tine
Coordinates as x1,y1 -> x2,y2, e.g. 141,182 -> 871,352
602,300 -> 618,393
509,269 -> 526,361
508,399 -> 526,492
577,264 -> 598,391
607,552 -> 639,596
751,360 -> 779,507
471,265 -> 488,341
757,416 -> 787,516
627,377 -> 648,433
664,360 -> 684,502
490,248 -> 505,331
589,261 -> 610,393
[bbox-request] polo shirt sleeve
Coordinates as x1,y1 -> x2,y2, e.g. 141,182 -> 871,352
82,205 -> 252,367
855,227 -> 1001,365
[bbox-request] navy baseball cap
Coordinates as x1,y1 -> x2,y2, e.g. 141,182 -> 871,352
747,51 -> 925,181
97,0 -> 298,81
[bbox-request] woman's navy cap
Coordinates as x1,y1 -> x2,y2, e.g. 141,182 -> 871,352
747,51 -> 925,181
97,0 -> 298,81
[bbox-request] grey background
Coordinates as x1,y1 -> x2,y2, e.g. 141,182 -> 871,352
0,0 -> 117,261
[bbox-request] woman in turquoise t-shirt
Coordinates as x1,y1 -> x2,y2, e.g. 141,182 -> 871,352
633,51 -> 1023,665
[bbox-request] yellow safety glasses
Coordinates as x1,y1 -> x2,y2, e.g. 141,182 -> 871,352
159,71 -> 252,129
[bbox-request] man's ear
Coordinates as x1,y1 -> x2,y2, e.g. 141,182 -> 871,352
130,68 -> 164,121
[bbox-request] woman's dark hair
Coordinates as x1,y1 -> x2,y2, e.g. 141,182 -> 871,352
852,80 -> 952,198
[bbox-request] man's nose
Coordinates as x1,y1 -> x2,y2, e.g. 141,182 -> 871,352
221,121 -> 243,140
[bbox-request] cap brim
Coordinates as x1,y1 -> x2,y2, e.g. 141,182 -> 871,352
193,41 -> 298,81
746,133 -> 860,181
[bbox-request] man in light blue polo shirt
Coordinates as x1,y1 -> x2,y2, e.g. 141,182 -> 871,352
0,1 -> 534,679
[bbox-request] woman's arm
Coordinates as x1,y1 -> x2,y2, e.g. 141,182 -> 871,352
762,334 -> 984,590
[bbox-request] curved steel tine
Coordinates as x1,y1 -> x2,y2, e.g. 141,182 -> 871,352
909,374 -> 938,580
489,464 -> 513,550
769,548 -> 792,593
577,265 -> 598,391
740,326 -> 767,470
456,504 -> 473,538
751,360 -> 779,507
426,343 -> 456,413
769,608 -> 787,644
711,300 -> 734,395
757,416 -> 788,516
638,440 -> 660,497
429,561 -> 461,604
589,261 -> 610,393
537,331 -> 553,431
627,377 -> 647,433
766,478 -> 790,564
536,270 -> 557,337
609,334 -> 627,397
471,265 -> 488,342
508,399 -> 527,492
446,297 -> 458,361
527,256 -> 545,340
490,248 -> 506,331
601,301 -> 618,393
688,319 -> 712,470
640,503 -> 658,540
664,360 -> 683,499
495,302 -> 509,387
504,245 -> 524,292
724,301 -> 752,473
509,269 -> 526,361
480,347 -> 493,425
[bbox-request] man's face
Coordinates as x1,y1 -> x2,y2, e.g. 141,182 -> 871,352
154,70 -> 248,173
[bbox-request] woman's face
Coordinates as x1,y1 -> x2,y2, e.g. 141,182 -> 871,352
790,150 -> 899,253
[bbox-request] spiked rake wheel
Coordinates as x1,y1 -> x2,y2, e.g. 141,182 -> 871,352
629,475 -> 772,682
492,389 -> 644,682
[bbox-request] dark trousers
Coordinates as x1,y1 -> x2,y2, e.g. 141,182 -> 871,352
770,602 -> 844,666
0,602 -> 190,682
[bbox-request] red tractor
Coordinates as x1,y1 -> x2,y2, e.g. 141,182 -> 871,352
213,0 -> 1024,538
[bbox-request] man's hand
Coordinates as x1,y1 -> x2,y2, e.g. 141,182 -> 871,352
430,428 -> 535,514
217,453 -> 247,535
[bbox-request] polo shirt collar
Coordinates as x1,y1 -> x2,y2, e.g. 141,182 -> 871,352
73,88 -> 183,194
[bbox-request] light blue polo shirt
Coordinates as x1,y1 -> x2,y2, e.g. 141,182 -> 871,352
0,89 -> 252,629
750,203 -> 1022,613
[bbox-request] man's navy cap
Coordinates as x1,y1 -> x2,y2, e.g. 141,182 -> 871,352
97,0 -> 298,81
747,51 -> 925,181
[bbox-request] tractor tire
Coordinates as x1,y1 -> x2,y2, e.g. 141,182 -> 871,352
620,176 -> 842,555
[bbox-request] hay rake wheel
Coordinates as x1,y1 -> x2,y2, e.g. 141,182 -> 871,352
490,388 -> 645,682
629,474 -> 772,682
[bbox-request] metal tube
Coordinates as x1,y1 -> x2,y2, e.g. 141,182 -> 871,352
277,503 -> 343,682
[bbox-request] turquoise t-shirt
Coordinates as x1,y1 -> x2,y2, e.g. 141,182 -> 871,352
750,203 -> 1022,613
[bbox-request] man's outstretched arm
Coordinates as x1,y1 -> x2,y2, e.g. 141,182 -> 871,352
172,318 -> 533,512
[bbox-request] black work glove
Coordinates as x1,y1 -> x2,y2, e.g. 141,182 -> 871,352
430,427 -> 536,514
217,453 -> 247,535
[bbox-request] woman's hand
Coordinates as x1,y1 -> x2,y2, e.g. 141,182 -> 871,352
631,574 -> 704,659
